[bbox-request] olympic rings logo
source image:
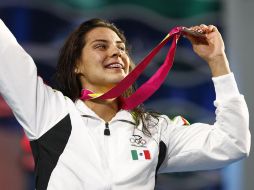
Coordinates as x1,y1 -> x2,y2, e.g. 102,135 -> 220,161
130,135 -> 147,147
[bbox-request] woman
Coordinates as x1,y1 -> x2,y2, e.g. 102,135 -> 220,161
0,18 -> 250,190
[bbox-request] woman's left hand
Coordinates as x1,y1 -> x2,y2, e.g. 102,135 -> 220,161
186,24 -> 231,77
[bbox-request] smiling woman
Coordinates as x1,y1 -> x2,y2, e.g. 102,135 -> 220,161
77,27 -> 130,92
54,18 -> 157,132
0,18 -> 251,190
55,19 -> 132,99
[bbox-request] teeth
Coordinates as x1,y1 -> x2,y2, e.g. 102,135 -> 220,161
106,63 -> 123,69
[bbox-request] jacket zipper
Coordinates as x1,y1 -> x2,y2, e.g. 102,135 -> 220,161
104,122 -> 112,189
104,122 -> 110,136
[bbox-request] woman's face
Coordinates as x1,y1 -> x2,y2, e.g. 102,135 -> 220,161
76,27 -> 130,93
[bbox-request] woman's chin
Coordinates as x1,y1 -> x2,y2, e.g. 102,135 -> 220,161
109,73 -> 127,83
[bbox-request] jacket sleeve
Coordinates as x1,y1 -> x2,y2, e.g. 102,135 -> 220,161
158,72 -> 251,173
0,19 -> 68,140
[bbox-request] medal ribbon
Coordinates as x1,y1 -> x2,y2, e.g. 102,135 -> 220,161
80,26 -> 185,110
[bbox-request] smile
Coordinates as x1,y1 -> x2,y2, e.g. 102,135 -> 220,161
105,62 -> 124,69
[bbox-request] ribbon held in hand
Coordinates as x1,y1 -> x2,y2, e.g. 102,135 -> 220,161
80,26 -> 205,110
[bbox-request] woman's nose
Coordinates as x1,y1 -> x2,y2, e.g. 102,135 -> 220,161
110,46 -> 122,57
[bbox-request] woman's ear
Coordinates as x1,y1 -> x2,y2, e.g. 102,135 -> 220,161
74,60 -> 82,74
74,67 -> 80,74
74,63 -> 86,78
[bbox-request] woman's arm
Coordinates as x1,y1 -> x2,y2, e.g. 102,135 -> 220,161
186,24 -> 230,77
0,19 -> 68,140
158,25 -> 251,173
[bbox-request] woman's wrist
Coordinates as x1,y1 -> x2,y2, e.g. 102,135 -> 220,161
207,52 -> 231,77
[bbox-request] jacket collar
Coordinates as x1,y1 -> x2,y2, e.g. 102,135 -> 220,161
75,99 -> 135,123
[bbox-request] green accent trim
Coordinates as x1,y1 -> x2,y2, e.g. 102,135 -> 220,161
46,0 -> 221,18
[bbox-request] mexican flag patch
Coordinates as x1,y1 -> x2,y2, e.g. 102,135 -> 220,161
131,150 -> 151,160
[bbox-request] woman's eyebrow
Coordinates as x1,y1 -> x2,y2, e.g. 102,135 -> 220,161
90,39 -> 124,44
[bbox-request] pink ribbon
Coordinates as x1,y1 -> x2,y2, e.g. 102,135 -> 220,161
81,26 -> 184,110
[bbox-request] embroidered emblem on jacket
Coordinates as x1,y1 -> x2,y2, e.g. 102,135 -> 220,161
131,149 -> 151,160
172,116 -> 190,126
130,135 -> 147,147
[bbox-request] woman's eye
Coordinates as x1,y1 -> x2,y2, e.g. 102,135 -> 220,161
118,46 -> 126,51
95,44 -> 106,49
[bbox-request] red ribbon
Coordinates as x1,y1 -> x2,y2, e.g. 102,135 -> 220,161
81,26 -> 184,110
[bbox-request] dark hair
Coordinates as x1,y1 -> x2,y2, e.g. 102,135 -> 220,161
55,18 -> 160,137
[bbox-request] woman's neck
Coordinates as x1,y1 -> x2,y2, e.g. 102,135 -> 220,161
83,98 -> 119,122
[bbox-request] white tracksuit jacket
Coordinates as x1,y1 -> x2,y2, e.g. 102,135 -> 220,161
0,19 -> 251,190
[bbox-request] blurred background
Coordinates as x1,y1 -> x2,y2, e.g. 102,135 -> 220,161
0,0 -> 253,189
